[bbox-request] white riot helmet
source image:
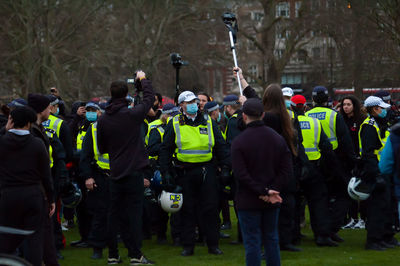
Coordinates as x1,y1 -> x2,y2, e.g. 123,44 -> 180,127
159,190 -> 183,213
347,177 -> 370,201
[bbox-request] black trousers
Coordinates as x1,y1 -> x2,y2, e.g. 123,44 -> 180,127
42,200 -> 59,266
76,181 -> 92,241
87,170 -> 111,249
365,175 -> 395,243
108,171 -> 144,259
327,178 -> 351,233
0,186 -> 45,266
177,164 -> 219,249
299,168 -> 332,238
278,192 -> 296,245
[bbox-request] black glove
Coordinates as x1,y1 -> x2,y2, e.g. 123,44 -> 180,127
220,166 -> 232,186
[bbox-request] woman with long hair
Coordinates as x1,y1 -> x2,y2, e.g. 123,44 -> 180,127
339,96 -> 367,229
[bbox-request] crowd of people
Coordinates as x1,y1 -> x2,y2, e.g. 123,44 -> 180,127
0,67 -> 399,266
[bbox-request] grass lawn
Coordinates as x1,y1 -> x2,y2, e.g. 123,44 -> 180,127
59,206 -> 400,266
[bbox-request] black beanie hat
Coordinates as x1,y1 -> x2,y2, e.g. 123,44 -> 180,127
10,106 -> 37,128
28,93 -> 51,113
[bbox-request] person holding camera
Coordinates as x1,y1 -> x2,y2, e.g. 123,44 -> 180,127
97,71 -> 155,265
159,91 -> 230,256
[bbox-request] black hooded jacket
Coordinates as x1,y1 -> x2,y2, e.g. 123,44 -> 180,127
0,131 -> 54,202
97,79 -> 155,180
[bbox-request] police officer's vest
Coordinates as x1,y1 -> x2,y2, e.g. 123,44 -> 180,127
76,125 -> 88,151
44,128 -> 56,168
42,114 -> 63,138
224,113 -> 238,136
92,122 -> 110,170
358,116 -> 390,161
298,115 -> 322,161
172,114 -> 215,163
306,107 -> 338,150
146,119 -> 166,160
145,119 -> 164,146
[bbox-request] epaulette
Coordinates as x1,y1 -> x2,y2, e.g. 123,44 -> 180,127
368,117 -> 376,126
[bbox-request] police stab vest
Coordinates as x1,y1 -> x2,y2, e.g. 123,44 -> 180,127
76,125 -> 87,151
306,107 -> 338,150
92,122 -> 110,170
173,114 -> 215,163
42,114 -> 63,138
44,128 -> 56,168
146,119 -> 166,160
298,115 -> 322,161
358,116 -> 390,161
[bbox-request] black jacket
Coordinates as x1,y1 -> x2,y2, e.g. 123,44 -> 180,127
225,109 -> 243,147
97,79 -> 155,180
79,123 -> 96,180
360,116 -> 388,180
232,120 -> 292,210
0,131 -> 54,202
159,112 -> 230,173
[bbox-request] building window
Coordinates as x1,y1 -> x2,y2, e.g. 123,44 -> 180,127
312,47 -> 321,59
276,2 -> 290,18
276,29 -> 291,39
297,49 -> 307,62
295,1 -> 302,17
251,11 -> 264,22
248,65 -> 258,83
282,73 -> 302,85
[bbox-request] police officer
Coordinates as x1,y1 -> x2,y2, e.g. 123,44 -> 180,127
292,94 -> 339,246
306,86 -> 355,239
159,91 -> 230,256
359,96 -> 396,250
43,95 -> 73,162
204,101 -> 232,236
76,102 -> 102,154
223,95 -> 242,146
147,104 -> 181,245
70,102 -> 103,248
79,102 -> 111,259
374,90 -> 400,126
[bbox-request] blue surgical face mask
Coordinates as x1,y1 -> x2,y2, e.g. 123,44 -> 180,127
285,100 -> 292,109
86,111 -> 98,122
217,112 -> 221,123
378,108 -> 387,118
186,103 -> 198,115
224,110 -> 230,120
54,107 -> 59,116
128,105 -> 133,109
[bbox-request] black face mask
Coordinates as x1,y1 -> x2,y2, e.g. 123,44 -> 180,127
152,105 -> 158,111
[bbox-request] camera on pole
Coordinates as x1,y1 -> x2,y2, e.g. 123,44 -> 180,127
170,53 -> 188,105
222,12 -> 243,96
